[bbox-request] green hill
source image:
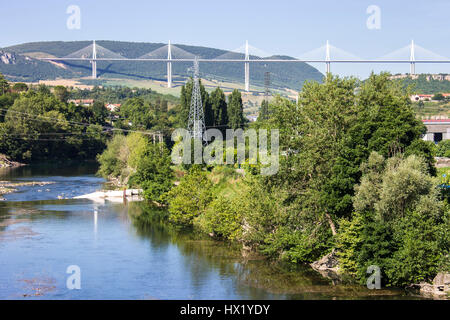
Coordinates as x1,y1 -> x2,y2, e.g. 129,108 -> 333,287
396,74 -> 450,94
1,41 -> 323,90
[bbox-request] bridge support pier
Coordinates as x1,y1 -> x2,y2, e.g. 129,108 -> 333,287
410,62 -> 416,75
245,62 -> 249,92
91,40 -> 97,79
167,40 -> 172,88
91,60 -> 97,79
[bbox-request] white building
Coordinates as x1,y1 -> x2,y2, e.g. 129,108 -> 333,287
422,119 -> 450,142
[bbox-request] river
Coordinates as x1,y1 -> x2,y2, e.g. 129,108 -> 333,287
0,163 -> 422,299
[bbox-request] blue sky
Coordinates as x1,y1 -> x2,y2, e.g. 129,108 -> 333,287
1,0 -> 449,77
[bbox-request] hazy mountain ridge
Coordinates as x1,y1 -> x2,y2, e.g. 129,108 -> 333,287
1,41 -> 323,89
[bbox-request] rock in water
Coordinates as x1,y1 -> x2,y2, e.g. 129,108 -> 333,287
310,250 -> 341,283
418,272 -> 450,299
0,154 -> 25,168
311,249 -> 339,271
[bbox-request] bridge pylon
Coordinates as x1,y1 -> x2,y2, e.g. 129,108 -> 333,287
410,40 -> 416,75
244,40 -> 250,92
167,40 -> 172,88
325,40 -> 331,74
91,40 -> 97,79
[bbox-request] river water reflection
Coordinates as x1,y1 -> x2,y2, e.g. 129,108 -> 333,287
0,163 -> 421,299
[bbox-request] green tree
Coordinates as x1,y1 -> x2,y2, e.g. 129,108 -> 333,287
12,83 -> 28,93
179,81 -> 192,127
432,93 -> 445,101
160,99 -> 168,113
53,85 -> 69,102
0,92 -> 70,161
210,87 -> 228,131
167,168 -> 213,225
227,89 -> 245,129
180,79 -> 212,128
324,72 -> 432,222
354,153 -> 438,221
90,101 -> 109,125
0,73 -> 9,95
253,73 -> 435,266
119,98 -> 154,130
338,152 -> 449,286
97,134 -> 128,179
0,92 -> 19,122
37,84 -> 51,96
418,100 -> 424,109
258,100 -> 270,121
130,141 -> 174,204
268,75 -> 359,236
436,140 -> 450,157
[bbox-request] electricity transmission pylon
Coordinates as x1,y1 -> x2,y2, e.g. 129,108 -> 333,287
187,57 -> 206,141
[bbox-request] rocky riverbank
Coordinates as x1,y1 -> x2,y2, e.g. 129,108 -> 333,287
74,189 -> 143,202
436,157 -> 450,168
0,154 -> 25,169
414,272 -> 450,299
310,250 -> 341,284
0,181 -> 54,201
310,251 -> 450,299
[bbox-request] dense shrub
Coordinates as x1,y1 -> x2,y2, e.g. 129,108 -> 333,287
97,133 -> 173,203
436,140 -> 450,158
97,134 -> 127,179
337,153 -> 449,286
130,142 -> 173,204
167,168 -> 213,225
196,193 -> 243,241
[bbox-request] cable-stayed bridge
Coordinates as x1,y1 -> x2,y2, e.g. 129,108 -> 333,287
36,40 -> 450,92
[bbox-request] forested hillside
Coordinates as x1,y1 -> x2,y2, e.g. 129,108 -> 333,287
398,74 -> 450,94
1,41 -> 323,90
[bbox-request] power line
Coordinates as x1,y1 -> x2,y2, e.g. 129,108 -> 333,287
0,108 -> 161,136
1,136 -> 104,141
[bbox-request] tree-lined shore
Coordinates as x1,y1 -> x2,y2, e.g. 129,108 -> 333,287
1,70 -> 449,296
97,73 -> 449,295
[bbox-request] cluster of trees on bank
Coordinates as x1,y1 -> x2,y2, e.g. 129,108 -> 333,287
0,72 -> 181,162
68,85 -> 179,106
180,80 -> 247,131
97,133 -> 173,202
0,74 -> 108,161
437,140 -> 450,157
99,72 -> 449,289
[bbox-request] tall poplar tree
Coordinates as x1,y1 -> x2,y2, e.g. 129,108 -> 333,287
258,100 -> 270,121
210,87 -> 228,132
180,79 -> 212,128
227,89 -> 245,129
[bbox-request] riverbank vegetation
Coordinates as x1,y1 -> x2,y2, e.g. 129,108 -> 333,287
97,133 -> 173,203
102,72 -> 449,290
2,69 -> 448,291
0,76 -> 109,161
0,72 -> 183,162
